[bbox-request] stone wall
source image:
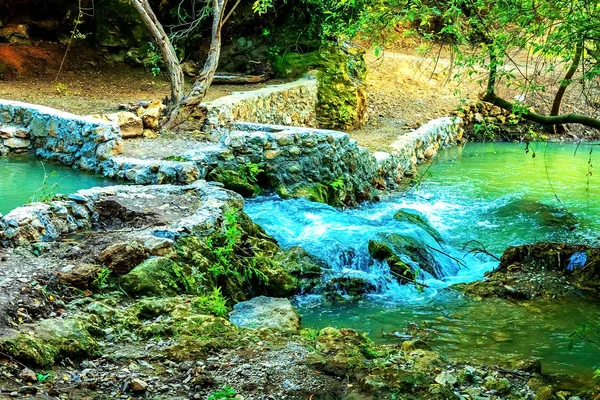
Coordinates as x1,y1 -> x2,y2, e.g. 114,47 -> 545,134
205,117 -> 464,206
385,116 -> 465,174
99,156 -> 200,184
202,78 -> 318,131
0,99 -> 123,170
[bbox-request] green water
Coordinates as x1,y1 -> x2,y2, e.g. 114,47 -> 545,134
301,293 -> 600,380
286,142 -> 600,379
0,155 -> 114,214
409,141 -> 600,254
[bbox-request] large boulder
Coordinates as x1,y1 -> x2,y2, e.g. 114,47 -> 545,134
229,296 -> 300,332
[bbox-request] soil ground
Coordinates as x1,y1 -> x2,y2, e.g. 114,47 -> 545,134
0,40 -> 598,150
0,43 -> 280,115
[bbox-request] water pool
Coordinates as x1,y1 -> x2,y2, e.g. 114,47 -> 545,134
0,155 -> 114,214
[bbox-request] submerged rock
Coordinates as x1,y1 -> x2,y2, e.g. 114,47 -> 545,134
393,208 -> 442,241
492,198 -> 578,229
229,296 -> 300,332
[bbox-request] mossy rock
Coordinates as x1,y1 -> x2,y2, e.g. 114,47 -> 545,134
120,257 -> 199,297
277,182 -> 332,204
0,318 -> 99,367
95,0 -> 147,48
272,46 -> 367,130
207,165 -> 260,197
394,209 -> 442,241
368,239 -> 417,283
325,276 -> 376,300
174,213 -> 299,301
370,233 -> 443,278
277,246 -> 327,292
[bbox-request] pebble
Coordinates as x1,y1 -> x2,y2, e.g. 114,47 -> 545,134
130,378 -> 148,392
18,367 -> 37,382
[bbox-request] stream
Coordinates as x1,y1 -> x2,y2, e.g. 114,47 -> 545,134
246,141 -> 600,378
0,154 -> 114,215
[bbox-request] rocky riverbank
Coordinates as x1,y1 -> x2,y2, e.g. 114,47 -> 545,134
0,181 -> 597,399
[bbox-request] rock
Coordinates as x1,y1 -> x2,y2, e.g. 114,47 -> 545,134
0,24 -> 29,44
0,318 -> 98,367
4,137 -> 30,148
120,257 -> 193,297
514,358 -> 542,374
94,112 -> 143,139
534,385 -> 554,400
484,376 -> 511,394
18,368 -> 37,383
57,263 -> 103,289
324,276 -> 376,300
99,242 -> 148,275
95,0 -> 147,48
181,60 -> 198,77
393,209 -> 442,240
140,100 -> 165,130
435,371 -> 457,387
401,339 -> 432,352
229,296 -> 300,332
130,378 -> 148,392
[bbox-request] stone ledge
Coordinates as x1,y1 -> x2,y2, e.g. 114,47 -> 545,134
99,156 -> 200,184
0,180 -> 240,247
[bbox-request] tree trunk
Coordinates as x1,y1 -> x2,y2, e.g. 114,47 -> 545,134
131,0 -> 184,105
550,41 -> 583,116
482,44 -> 599,131
485,46 -> 499,97
483,91 -> 600,130
164,0 -> 226,131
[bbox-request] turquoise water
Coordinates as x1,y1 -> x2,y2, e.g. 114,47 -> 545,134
246,141 -> 600,377
0,155 -> 114,214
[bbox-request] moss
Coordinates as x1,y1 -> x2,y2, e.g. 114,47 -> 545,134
272,46 -> 367,130
0,318 -> 99,367
371,233 -> 443,279
277,183 -> 331,204
368,239 -> 416,282
173,214 -> 299,302
277,246 -> 325,293
207,165 -> 260,197
120,257 -> 196,297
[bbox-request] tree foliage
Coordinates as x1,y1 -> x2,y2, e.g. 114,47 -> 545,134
304,0 -> 600,130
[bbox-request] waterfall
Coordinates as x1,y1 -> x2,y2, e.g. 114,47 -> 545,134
245,195 -> 496,301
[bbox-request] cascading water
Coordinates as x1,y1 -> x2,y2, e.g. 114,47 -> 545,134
246,195 -> 495,301
245,141 -> 600,377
